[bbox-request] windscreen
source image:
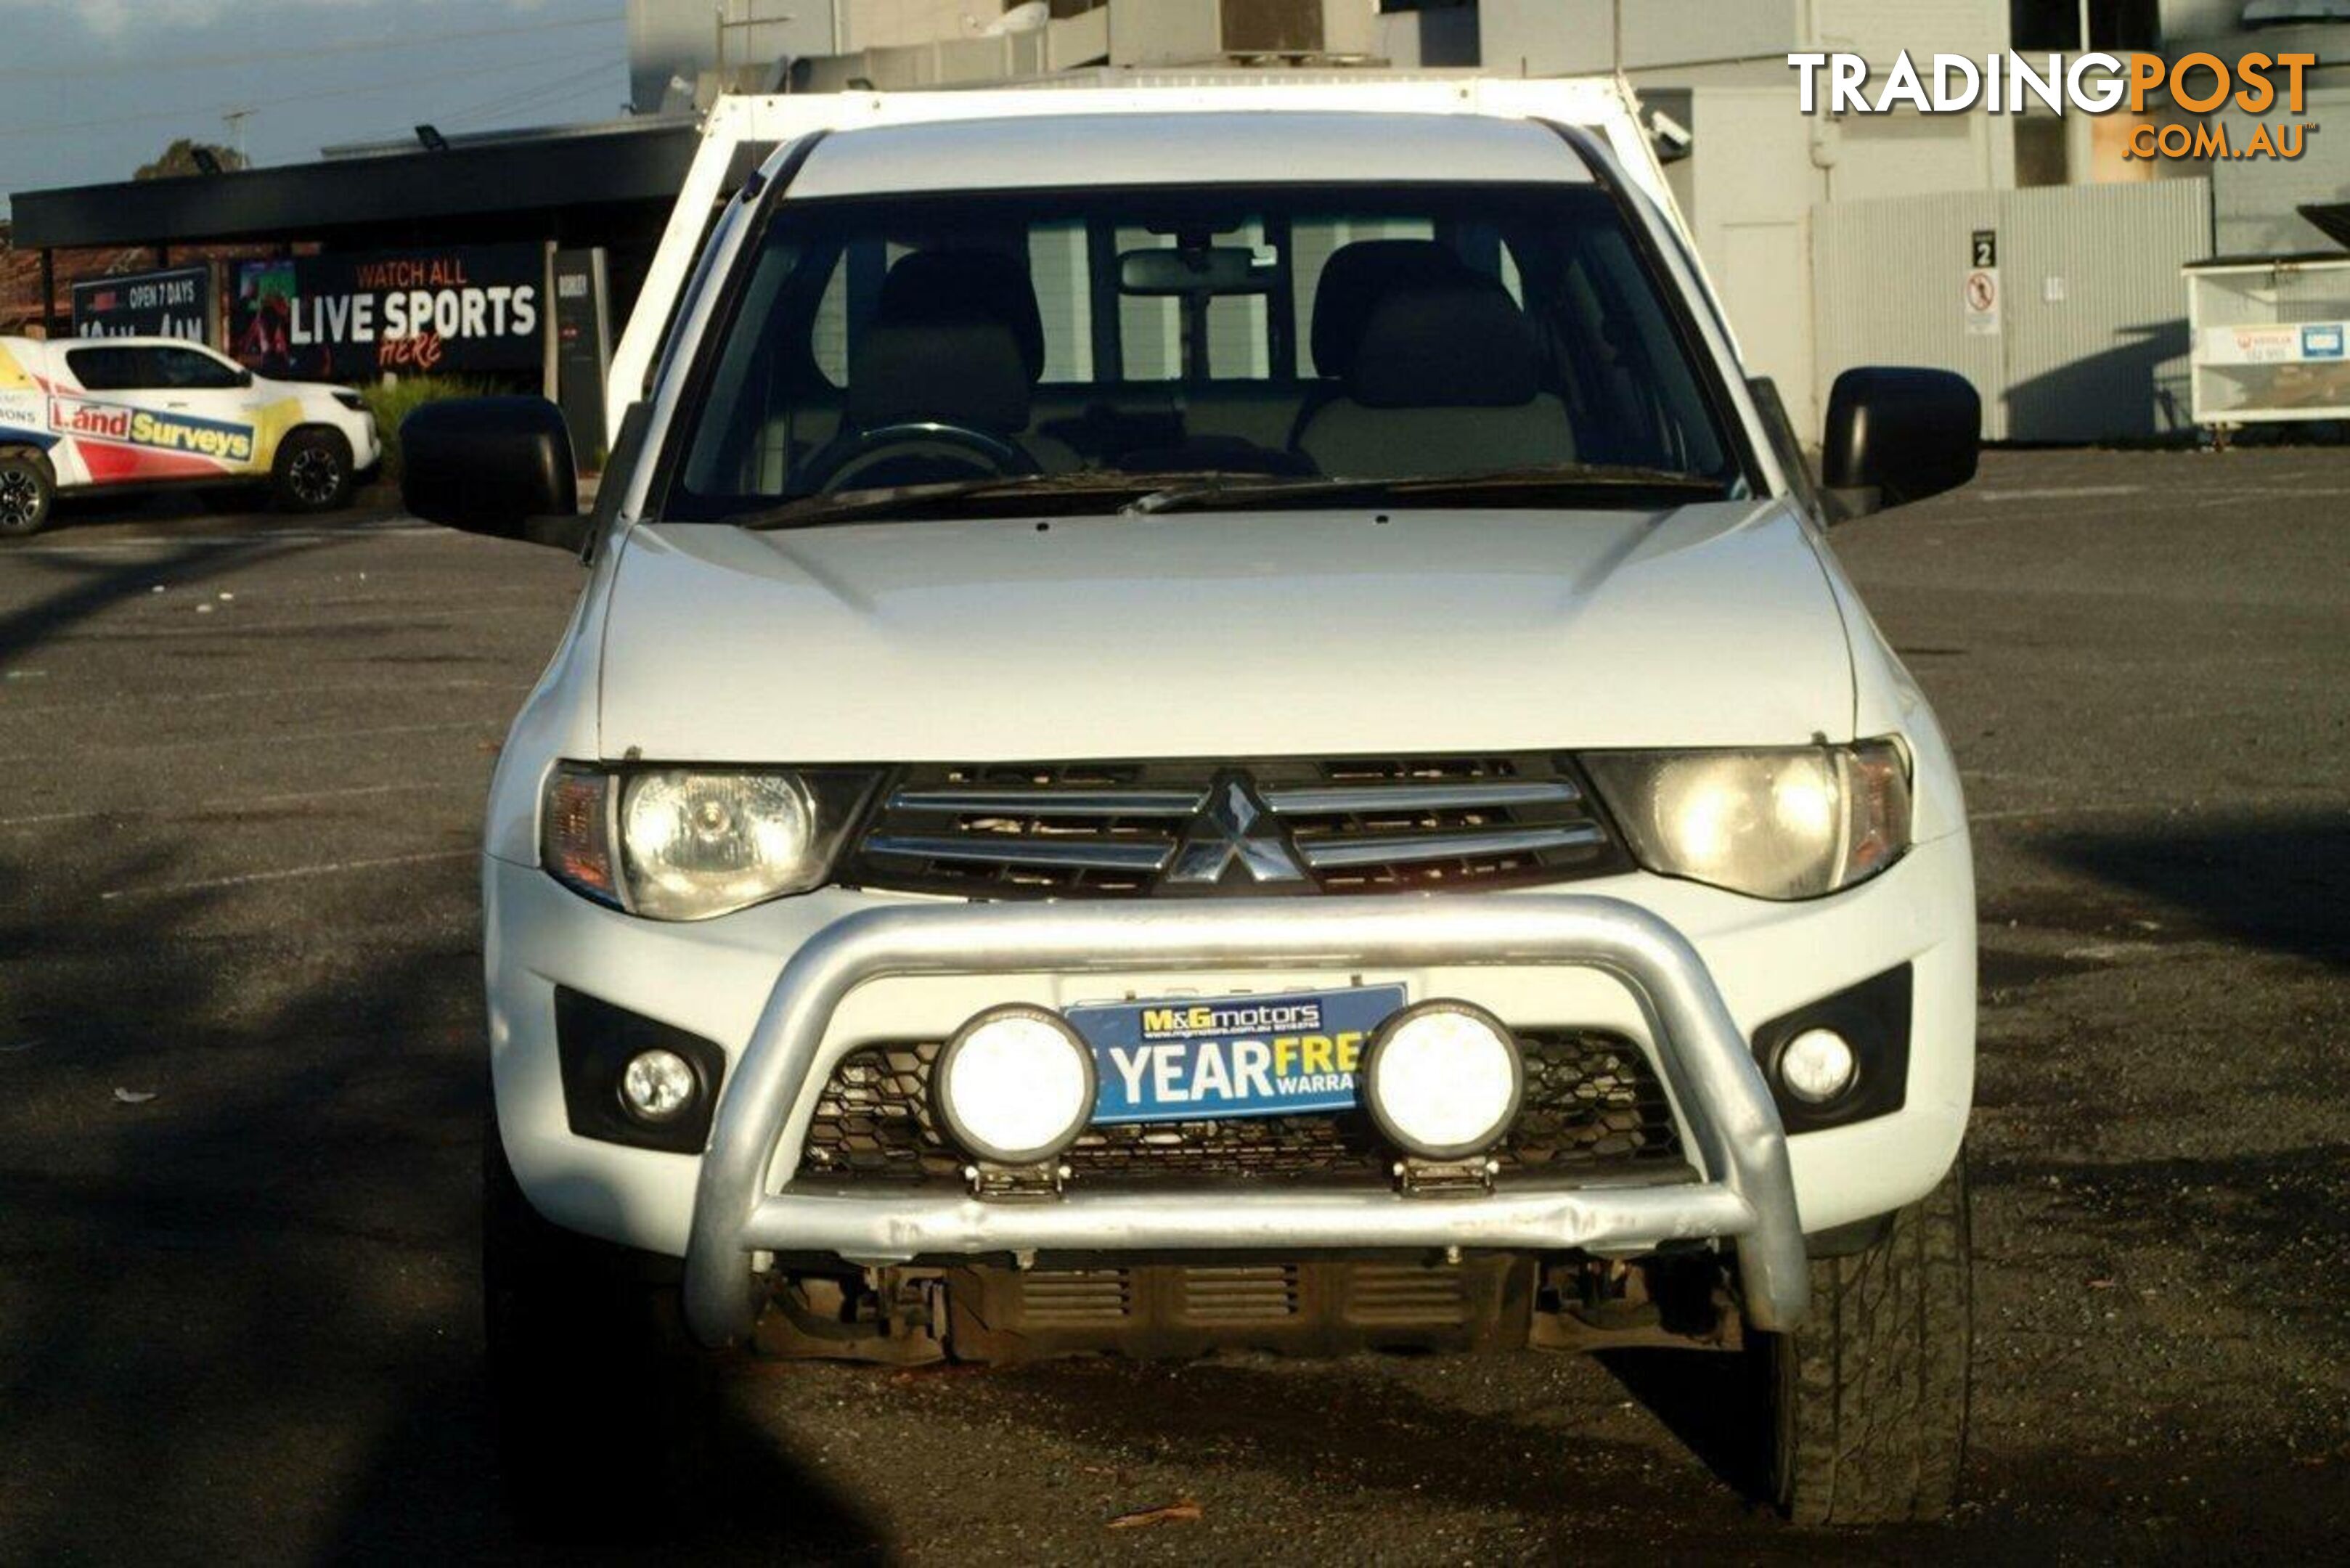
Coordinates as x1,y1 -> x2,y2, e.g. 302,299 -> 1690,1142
665,182 -> 1742,523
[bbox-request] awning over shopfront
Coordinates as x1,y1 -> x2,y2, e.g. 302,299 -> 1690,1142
7,118 -> 704,338
11,118 -> 700,252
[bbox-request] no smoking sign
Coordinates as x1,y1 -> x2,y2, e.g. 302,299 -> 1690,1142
1965,266 -> 2002,336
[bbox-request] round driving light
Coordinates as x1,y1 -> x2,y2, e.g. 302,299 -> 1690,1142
934,1005 -> 1098,1166
1776,1028 -> 1858,1105
1363,1000 -> 1524,1161
619,1048 -> 698,1124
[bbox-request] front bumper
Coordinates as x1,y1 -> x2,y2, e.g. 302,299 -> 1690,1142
676,895 -> 1808,1347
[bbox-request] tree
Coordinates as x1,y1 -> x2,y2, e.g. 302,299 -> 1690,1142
136,139 -> 248,181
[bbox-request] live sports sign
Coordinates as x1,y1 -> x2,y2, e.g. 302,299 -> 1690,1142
231,245 -> 544,380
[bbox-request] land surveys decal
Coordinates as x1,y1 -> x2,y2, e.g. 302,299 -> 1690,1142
49,396 -> 257,464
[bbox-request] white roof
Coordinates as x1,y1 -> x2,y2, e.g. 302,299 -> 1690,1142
786,111 -> 1591,200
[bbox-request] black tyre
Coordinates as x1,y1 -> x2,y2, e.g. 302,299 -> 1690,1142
483,1111 -> 720,1529
272,428 -> 354,513
1755,1150 -> 1972,1525
0,451 -> 54,538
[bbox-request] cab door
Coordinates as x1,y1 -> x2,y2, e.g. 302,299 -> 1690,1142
146,345 -> 267,474
52,343 -> 155,487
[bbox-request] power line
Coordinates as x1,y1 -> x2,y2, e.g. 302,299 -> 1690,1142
441,64 -> 624,131
343,59 -> 624,144
0,9 -> 623,83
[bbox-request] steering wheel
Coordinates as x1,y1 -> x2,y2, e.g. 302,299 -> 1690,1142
804,421 -> 1038,494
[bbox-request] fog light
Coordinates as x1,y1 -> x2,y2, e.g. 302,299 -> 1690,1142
934,1005 -> 1097,1166
1363,1000 -> 1523,1161
1776,1027 -> 1858,1104
619,1048 -> 698,1123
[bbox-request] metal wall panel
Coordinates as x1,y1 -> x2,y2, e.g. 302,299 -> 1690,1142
1811,179 -> 2211,441
1108,0 -> 1223,65
1813,0 -> 2007,60
2002,180 -> 2211,441
1477,0 -> 1800,76
1684,86 -> 1829,437
1812,189 -> 2008,435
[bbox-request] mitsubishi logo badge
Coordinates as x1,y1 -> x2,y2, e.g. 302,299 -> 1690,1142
1166,774 -> 1306,886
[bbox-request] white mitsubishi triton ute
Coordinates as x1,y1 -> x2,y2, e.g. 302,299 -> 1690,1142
401,103 -> 1982,1527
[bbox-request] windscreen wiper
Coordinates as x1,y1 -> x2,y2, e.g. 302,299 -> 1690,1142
726,470 -> 1291,531
728,474 -> 1129,531
1124,463 -> 1736,516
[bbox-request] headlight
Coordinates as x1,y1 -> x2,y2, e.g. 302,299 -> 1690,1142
539,764 -> 873,920
331,388 -> 366,412
1584,740 -> 1911,900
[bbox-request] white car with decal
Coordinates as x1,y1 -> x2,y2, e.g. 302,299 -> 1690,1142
0,335 -> 380,536
401,88 -> 1983,1529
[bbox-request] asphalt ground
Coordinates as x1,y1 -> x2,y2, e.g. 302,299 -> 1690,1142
0,449 -> 2343,1564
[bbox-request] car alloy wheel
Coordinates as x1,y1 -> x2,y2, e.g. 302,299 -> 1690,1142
288,446 -> 343,507
0,469 -> 39,531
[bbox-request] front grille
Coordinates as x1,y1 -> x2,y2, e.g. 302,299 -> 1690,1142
839,754 -> 1628,899
796,1028 -> 1681,1185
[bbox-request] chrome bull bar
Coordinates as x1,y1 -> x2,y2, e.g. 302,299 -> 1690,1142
683,894 -> 1808,1346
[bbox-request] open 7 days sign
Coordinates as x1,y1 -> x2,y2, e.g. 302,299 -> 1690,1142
72,265 -> 213,343
231,245 -> 543,381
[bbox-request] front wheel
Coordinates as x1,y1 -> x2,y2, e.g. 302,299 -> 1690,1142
1754,1150 -> 1972,1524
0,452 -> 54,538
272,428 -> 353,513
483,1112 -> 720,1526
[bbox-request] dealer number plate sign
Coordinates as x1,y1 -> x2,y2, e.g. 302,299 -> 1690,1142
1070,984 -> 1407,1124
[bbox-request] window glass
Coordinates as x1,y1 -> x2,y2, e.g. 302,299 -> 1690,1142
1027,219 -> 1092,383
1115,227 -> 1181,383
65,346 -> 153,392
666,183 -> 1741,520
1205,220 -> 1272,380
1290,216 -> 1433,367
809,257 -> 850,385
150,347 -> 247,390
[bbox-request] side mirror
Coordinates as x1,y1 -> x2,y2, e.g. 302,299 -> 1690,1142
1820,367 -> 1979,518
401,396 -> 584,550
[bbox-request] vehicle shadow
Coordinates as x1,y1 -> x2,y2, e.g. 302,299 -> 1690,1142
2028,807 -> 2348,971
1593,1344 -> 1773,1506
0,829 -> 887,1562
2002,318 -> 2191,444
953,1349 -> 1811,1551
